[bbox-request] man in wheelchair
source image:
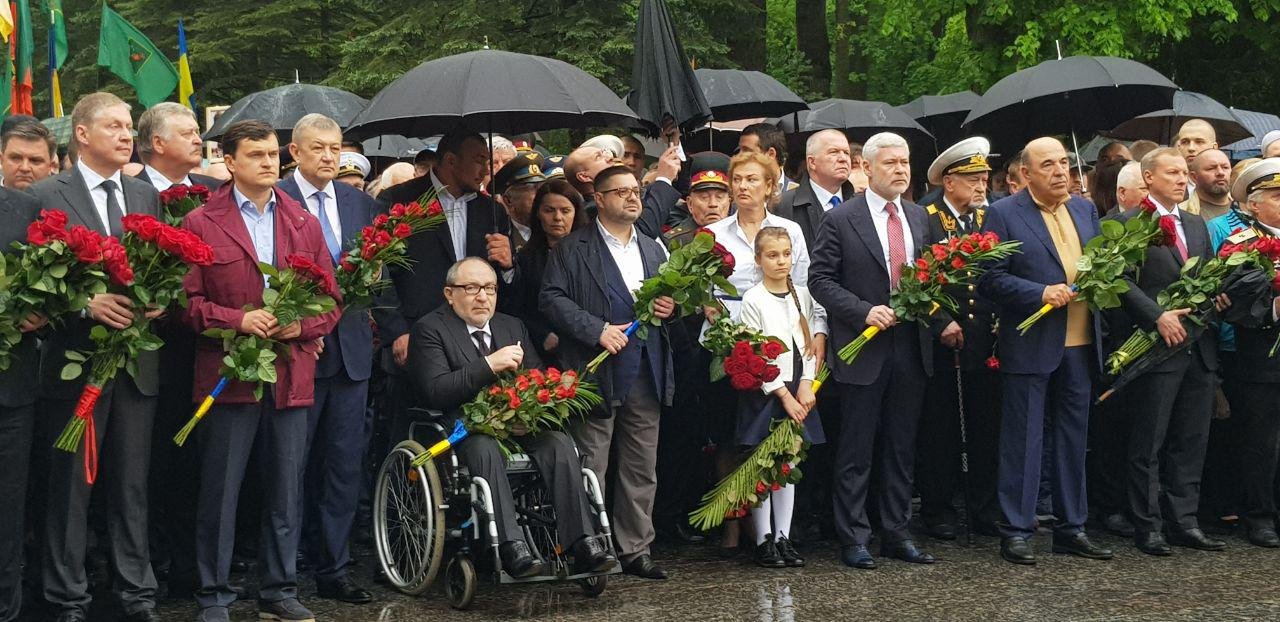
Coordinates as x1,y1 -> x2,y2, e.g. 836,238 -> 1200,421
407,257 -> 617,579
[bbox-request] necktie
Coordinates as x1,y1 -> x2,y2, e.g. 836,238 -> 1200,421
100,179 -> 124,238
885,201 -> 906,288
472,330 -> 491,356
1172,215 -> 1188,261
313,191 -> 341,264
828,195 -> 842,210
959,212 -> 974,232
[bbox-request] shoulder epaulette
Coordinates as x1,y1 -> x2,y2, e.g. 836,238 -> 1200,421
926,204 -> 939,215
1227,228 -> 1259,244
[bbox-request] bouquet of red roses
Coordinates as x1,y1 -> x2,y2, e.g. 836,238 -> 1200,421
336,191 -> 444,310
412,367 -> 602,463
689,418 -> 807,530
159,184 -> 212,226
54,214 -> 214,483
175,254 -> 338,446
0,210 -> 128,371
701,315 -> 787,390
586,228 -> 735,373
836,230 -> 1021,366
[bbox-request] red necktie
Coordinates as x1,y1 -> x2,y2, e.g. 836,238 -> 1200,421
1172,216 -> 1188,261
886,201 -> 906,287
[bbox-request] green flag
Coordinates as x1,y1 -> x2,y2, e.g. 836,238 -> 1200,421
96,3 -> 177,107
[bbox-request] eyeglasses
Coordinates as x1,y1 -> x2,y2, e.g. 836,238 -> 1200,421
598,187 -> 641,200
448,283 -> 497,296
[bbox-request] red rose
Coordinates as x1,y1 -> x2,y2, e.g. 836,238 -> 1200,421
547,368 -> 562,384
390,204 -> 407,219
979,238 -> 994,251
41,209 -> 68,230
723,356 -> 747,375
488,385 -> 502,396
393,223 -> 412,239
1158,215 -> 1178,247
931,245 -> 947,261
66,226 -> 105,263
189,185 -> 211,200
781,463 -> 791,476
339,258 -> 356,273
951,256 -> 966,270
718,251 -> 735,277
761,340 -> 784,360
426,200 -> 443,217
745,355 -> 766,375
155,224 -> 190,256
771,482 -> 781,491
1140,198 -> 1157,214
732,341 -> 754,358
26,221 -> 52,245
508,395 -> 521,409
405,202 -> 425,218
373,230 -> 392,248
985,356 -> 1000,370
915,258 -> 929,271
373,214 -> 389,227
566,386 -> 577,399
555,386 -> 569,399
761,365 -> 780,382
361,225 -> 376,239
537,389 -> 551,404
729,372 -> 759,391
960,240 -> 976,254
515,375 -> 530,391
564,369 -> 578,381
916,270 -> 931,283
935,273 -> 948,284
361,244 -> 377,261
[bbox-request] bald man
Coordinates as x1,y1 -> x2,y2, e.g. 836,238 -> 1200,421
1184,149 -> 1234,220
1175,119 -> 1218,164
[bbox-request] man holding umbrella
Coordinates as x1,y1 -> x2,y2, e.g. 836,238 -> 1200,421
977,137 -> 1111,565
1117,147 -> 1226,555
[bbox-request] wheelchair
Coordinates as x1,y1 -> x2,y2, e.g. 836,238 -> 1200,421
372,408 -> 619,609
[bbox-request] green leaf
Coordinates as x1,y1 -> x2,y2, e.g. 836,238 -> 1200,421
1101,219 -> 1125,240
257,262 -> 279,278
60,362 -> 83,380
261,288 -> 280,308
90,325 -> 109,341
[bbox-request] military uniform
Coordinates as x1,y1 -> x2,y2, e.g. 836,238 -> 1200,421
915,138 -> 1003,536
492,153 -> 547,254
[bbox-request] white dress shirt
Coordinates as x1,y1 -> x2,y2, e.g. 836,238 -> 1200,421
511,220 -> 531,243
703,211 -> 826,334
469,321 -> 492,350
293,170 -> 342,240
810,178 -> 840,212
76,160 -> 127,231
597,220 -> 645,300
143,164 -> 192,191
739,283 -> 820,394
431,170 -> 477,261
866,188 -> 915,273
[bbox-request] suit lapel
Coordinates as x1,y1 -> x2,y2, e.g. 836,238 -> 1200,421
1013,193 -> 1063,269
60,168 -> 106,234
904,200 -> 929,252
1185,215 -> 1207,260
850,198 -> 888,275
335,188 -> 361,247
443,309 -> 480,364
583,226 -> 609,298
206,198 -> 258,261
121,177 -> 156,218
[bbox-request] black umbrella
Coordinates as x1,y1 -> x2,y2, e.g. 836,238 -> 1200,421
899,90 -> 980,147
791,98 -> 935,158
1097,321 -> 1208,404
693,68 -> 808,121
627,0 -> 712,136
1108,91 -> 1251,145
205,83 -> 368,142
345,50 -> 639,138
962,56 -> 1178,152
361,134 -> 434,159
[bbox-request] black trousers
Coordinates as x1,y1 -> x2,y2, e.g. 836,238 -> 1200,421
0,403 -> 33,622
832,329 -> 927,547
1126,352 -> 1215,534
654,341 -> 713,529
916,359 -> 1002,527
458,431 -> 594,547
1086,390 -> 1132,518
1226,379 -> 1280,533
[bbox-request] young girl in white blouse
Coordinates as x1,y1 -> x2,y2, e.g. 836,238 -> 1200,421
737,226 -> 825,569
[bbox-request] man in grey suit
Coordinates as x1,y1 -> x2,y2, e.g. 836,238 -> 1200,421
774,128 -> 857,249
0,186 -> 44,622
30,92 -> 162,622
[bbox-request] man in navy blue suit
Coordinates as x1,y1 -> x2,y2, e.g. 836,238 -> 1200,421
278,114 -> 380,603
978,137 -> 1112,565
809,132 -> 951,569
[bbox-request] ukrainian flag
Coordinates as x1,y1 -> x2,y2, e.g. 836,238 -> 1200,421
177,18 -> 195,111
48,0 -> 67,117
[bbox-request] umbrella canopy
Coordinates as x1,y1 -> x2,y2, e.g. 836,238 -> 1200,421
962,56 -> 1177,151
693,68 -> 807,121
346,50 -> 638,139
1107,91 -> 1250,146
794,98 -> 934,155
1221,109 -> 1280,157
205,83 -> 368,142
627,0 -> 712,136
899,90 -> 980,146
360,134 -> 435,159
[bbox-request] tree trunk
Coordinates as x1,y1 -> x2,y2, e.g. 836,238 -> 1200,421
713,0 -> 767,71
795,0 -> 831,96
831,0 -> 854,98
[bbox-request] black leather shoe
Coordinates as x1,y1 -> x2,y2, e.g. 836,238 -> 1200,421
667,521 -> 706,544
317,576 -> 374,604
1246,528 -> 1280,548
775,536 -> 804,567
839,544 -> 876,569
1052,533 -> 1113,560
920,517 -> 957,541
1167,528 -> 1226,551
1102,512 -> 1136,537
55,612 -> 87,622
882,539 -> 936,564
622,554 -> 667,579
570,535 -> 617,575
1135,531 -> 1172,556
1000,537 -> 1036,565
755,535 -> 785,568
499,540 -> 545,578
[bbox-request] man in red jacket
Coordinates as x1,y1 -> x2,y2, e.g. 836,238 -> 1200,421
181,120 -> 340,622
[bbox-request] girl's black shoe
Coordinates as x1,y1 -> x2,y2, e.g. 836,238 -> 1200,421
755,534 -> 785,568
775,535 -> 805,567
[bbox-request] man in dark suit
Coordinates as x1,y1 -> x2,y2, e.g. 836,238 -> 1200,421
0,187 -> 43,622
978,136 -> 1112,565
915,137 -> 1003,540
540,166 -> 676,580
809,132 -> 944,569
1113,148 -> 1226,555
737,122 -> 798,195
30,92 -> 162,622
775,128 -> 857,249
374,130 -> 512,440
0,119 -> 58,190
181,121 -> 341,622
133,100 -> 224,598
278,114 -> 380,603
409,257 -> 616,578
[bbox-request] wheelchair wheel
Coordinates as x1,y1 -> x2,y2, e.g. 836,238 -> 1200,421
445,555 -> 477,610
579,574 -> 608,597
373,440 -> 445,596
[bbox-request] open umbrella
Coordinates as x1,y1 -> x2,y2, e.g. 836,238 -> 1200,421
962,56 -> 1178,153
1107,91 -> 1250,146
204,83 -> 369,142
627,0 -> 712,136
360,134 -> 434,159
694,68 -> 807,121
793,98 -> 934,156
345,50 -> 638,138
1221,109 -> 1280,158
899,91 -> 980,147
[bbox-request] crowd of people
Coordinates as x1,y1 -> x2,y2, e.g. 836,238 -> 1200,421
0,90 -> 1279,622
